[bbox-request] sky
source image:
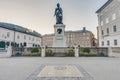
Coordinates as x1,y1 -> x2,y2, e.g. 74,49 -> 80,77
0,0 -> 108,38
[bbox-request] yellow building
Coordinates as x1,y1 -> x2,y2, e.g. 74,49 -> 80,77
42,27 -> 95,47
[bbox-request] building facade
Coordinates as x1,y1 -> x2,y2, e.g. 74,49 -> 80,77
41,34 -> 54,47
0,22 -> 41,48
42,27 -> 95,47
96,0 -> 120,47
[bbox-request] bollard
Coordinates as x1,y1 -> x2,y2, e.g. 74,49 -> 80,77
41,46 -> 45,57
74,46 -> 79,57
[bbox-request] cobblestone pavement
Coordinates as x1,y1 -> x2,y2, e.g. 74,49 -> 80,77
0,57 -> 120,80
26,64 -> 94,80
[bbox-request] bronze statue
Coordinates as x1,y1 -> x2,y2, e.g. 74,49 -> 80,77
54,3 -> 63,24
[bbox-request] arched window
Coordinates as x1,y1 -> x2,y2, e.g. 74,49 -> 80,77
24,42 -> 27,47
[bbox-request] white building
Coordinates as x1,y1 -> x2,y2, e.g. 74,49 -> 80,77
96,0 -> 120,47
0,22 -> 41,48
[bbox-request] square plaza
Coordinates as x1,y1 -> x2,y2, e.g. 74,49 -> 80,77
0,57 -> 120,80
0,0 -> 120,80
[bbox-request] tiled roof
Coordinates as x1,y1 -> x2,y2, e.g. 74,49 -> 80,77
66,27 -> 91,33
66,30 -> 90,33
42,27 -> 91,37
0,22 -> 41,37
96,0 -> 113,13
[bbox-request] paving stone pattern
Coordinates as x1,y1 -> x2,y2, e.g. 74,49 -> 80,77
26,64 -> 94,80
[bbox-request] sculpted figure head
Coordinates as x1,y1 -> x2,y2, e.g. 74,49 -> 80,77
57,3 -> 60,8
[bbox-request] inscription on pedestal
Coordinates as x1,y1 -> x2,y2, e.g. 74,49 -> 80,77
52,24 -> 67,47
56,36 -> 63,40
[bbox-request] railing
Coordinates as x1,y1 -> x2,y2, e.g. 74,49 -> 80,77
12,47 -> 108,57
13,47 -> 41,56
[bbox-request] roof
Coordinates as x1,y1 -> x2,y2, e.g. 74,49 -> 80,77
96,0 -> 113,13
42,34 -> 54,37
66,30 -> 90,33
66,27 -> 91,33
0,22 -> 41,37
42,27 -> 91,37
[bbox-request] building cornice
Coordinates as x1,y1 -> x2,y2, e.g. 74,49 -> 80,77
0,22 -> 41,37
96,0 -> 113,13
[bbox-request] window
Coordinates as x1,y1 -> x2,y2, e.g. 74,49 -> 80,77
102,41 -> 104,46
106,18 -> 109,23
107,28 -> 109,34
29,36 -> 31,40
114,40 -> 118,45
113,25 -> 117,32
107,40 -> 110,46
33,37 -> 34,41
24,42 -> 27,46
102,30 -> 104,35
7,32 -> 10,37
112,13 -> 116,20
36,38 -> 38,41
24,35 -> 26,40
17,35 -> 20,39
2,34 -> 4,37
101,21 -> 103,26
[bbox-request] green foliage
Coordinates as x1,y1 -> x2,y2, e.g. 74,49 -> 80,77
98,52 -> 105,56
79,48 -> 90,54
31,48 -> 39,53
45,49 -> 54,56
22,52 -> 41,56
79,48 -> 106,57
66,49 -> 75,57
14,48 -> 41,57
79,48 -> 95,57
21,48 -> 41,56
83,48 -> 90,53
79,53 -> 98,57
15,52 -> 22,56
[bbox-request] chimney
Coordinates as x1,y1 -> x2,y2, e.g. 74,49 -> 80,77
83,27 -> 86,30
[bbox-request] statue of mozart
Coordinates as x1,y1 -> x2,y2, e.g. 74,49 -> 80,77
54,3 -> 63,24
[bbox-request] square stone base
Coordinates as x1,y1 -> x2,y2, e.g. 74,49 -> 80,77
26,64 -> 94,80
37,65 -> 83,77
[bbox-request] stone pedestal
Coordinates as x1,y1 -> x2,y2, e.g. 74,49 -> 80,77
75,46 -> 79,57
41,46 -> 45,57
52,24 -> 67,47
